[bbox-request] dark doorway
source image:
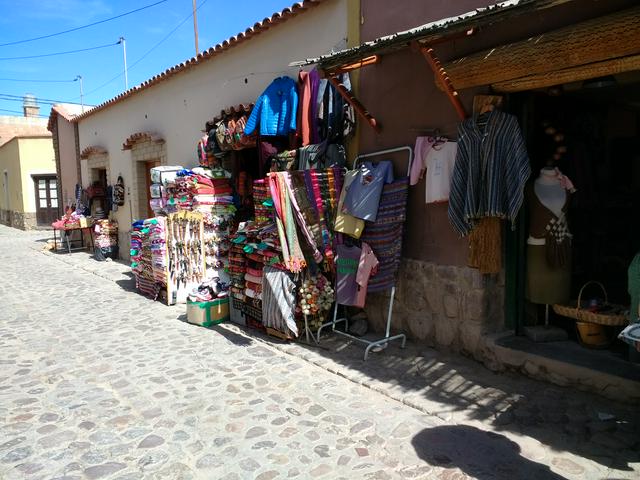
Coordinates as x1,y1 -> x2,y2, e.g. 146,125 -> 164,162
33,175 -> 58,226
144,160 -> 160,219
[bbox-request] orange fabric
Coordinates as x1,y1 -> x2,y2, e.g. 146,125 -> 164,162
468,217 -> 502,275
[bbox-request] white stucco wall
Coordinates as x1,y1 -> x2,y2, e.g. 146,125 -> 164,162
77,0 -> 347,258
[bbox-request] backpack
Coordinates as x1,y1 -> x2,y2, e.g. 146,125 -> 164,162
113,176 -> 125,206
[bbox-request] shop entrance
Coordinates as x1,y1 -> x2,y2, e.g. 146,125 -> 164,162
510,75 -> 640,366
33,174 -> 58,226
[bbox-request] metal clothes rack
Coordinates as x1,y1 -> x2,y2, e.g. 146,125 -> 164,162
315,146 -> 412,359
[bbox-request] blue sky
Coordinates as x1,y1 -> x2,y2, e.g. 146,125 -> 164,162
0,0 -> 294,117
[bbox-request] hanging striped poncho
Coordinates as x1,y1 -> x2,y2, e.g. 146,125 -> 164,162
448,110 -> 531,237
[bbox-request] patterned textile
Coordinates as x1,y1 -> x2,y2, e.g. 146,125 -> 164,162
262,266 -> 298,337
448,110 -> 531,236
361,177 -> 408,292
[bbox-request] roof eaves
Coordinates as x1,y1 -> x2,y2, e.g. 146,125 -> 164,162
74,0 -> 326,123
292,0 -> 572,69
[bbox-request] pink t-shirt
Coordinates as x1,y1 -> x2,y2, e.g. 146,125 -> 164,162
354,242 -> 378,308
336,242 -> 378,308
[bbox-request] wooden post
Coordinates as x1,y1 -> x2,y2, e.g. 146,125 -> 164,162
420,46 -> 467,120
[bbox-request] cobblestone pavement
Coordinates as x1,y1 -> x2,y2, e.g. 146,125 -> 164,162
0,224 -> 638,480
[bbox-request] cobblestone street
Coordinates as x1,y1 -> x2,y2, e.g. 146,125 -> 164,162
0,224 -> 638,480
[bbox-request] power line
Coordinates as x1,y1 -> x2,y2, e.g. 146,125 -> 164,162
0,93 -> 82,106
82,0 -> 210,100
0,42 -> 118,61
0,77 -> 76,84
0,0 -> 169,48
0,107 -> 47,118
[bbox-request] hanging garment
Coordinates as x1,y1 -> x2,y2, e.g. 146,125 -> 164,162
361,178 -> 409,292
343,161 -> 394,221
468,217 -> 502,275
336,242 -> 378,308
425,141 -> 457,204
262,266 -> 298,337
245,76 -> 298,136
297,70 -> 313,146
527,183 -> 573,268
410,136 -> 435,186
334,170 -> 365,239
448,110 -> 531,236
355,242 -> 379,307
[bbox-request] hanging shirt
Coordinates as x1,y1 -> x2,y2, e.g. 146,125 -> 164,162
354,242 -> 378,308
336,244 -> 361,306
410,136 -> 435,186
425,141 -> 457,204
343,161 -> 394,221
448,110 -> 531,236
336,242 -> 378,308
334,170 -> 365,239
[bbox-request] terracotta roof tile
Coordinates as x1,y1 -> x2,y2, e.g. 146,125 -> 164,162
80,145 -> 108,159
74,0 -> 326,123
122,131 -> 165,150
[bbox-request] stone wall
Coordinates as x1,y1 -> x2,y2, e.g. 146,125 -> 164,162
0,210 -> 37,230
364,258 -> 505,359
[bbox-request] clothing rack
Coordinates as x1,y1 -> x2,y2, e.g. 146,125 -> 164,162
314,146 -> 412,360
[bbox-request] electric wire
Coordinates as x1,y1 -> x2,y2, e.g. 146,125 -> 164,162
0,77 -> 76,84
0,107 -> 47,117
80,0 -> 210,100
0,0 -> 168,48
0,42 -> 118,61
0,93 -> 82,106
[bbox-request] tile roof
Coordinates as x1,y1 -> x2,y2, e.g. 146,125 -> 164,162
0,115 -> 50,147
205,103 -> 254,132
74,0 -> 327,123
290,0 -> 568,70
122,132 -> 165,151
47,103 -> 87,132
80,145 -> 108,159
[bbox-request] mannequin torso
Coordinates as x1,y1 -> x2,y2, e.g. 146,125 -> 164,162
534,177 -> 566,218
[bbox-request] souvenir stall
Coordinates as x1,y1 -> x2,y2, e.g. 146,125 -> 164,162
93,219 -> 118,260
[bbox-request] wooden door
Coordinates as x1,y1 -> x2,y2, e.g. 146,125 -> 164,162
34,175 -> 58,225
145,160 -> 160,218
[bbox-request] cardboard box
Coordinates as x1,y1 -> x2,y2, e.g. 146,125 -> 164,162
186,298 -> 229,327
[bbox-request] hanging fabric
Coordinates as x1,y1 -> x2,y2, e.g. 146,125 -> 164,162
448,110 -> 531,236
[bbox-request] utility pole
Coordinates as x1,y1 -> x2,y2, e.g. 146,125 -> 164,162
192,0 -> 199,55
75,75 -> 84,113
118,37 -> 128,90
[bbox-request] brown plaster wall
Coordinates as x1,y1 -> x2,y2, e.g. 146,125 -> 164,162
356,0 -> 639,265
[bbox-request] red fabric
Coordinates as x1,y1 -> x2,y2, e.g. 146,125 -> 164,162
297,70 -> 312,146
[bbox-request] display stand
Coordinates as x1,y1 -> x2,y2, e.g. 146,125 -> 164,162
52,225 -> 94,254
315,146 -> 412,360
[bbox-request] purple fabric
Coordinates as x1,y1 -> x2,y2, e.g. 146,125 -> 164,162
309,69 -> 321,144
336,244 -> 361,306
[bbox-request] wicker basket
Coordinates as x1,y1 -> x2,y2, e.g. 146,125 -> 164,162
552,281 -> 628,326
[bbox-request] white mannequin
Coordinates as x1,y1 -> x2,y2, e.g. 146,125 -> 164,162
533,167 -> 566,218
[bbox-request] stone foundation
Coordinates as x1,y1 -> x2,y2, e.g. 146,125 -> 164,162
0,210 -> 37,230
364,258 -> 505,360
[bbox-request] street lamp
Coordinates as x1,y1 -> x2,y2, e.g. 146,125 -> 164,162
118,37 -> 128,90
75,75 -> 84,113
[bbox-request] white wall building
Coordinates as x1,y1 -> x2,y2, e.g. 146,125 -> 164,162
76,0 -> 347,258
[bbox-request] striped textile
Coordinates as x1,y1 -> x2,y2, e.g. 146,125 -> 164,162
448,110 -> 531,237
262,266 -> 298,337
361,177 -> 408,293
